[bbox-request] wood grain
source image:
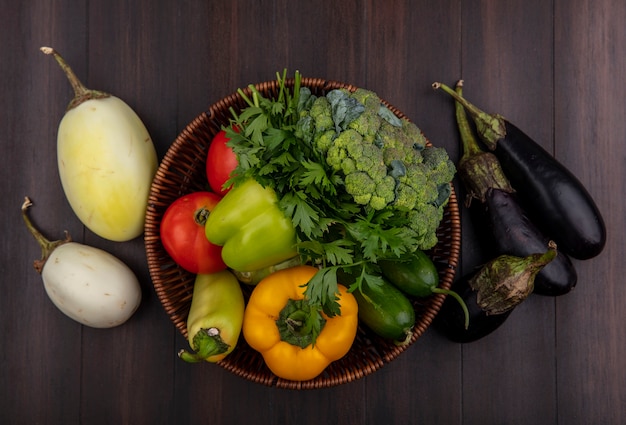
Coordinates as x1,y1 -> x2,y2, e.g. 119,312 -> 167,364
1,0 -> 624,423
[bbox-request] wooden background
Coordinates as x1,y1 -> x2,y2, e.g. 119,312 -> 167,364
2,0 -> 624,424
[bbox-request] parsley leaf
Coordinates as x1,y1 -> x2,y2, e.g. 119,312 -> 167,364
279,191 -> 319,237
303,267 -> 342,317
297,160 -> 337,197
225,70 -> 422,319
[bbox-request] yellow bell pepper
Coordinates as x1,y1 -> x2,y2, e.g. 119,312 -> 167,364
242,265 -> 358,381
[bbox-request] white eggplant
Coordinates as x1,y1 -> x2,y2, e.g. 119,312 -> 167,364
22,197 -> 141,328
41,46 -> 157,242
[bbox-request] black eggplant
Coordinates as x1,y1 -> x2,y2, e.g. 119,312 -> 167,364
484,189 -> 577,295
435,243 -> 557,343
453,81 -> 577,296
433,81 -> 606,260
435,271 -> 512,343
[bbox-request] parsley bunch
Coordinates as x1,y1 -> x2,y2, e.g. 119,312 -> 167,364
225,70 -> 421,317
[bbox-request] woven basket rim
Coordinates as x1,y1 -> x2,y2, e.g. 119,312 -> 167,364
144,77 -> 461,389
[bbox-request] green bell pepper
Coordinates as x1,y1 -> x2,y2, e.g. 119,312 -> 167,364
205,178 -> 298,272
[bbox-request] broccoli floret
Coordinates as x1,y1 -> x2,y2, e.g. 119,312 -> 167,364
404,163 -> 440,202
327,129 -> 388,178
310,96 -> 334,133
393,167 -> 438,212
326,129 -> 364,170
406,203 -> 445,250
346,89 -> 383,143
326,129 -> 391,210
344,171 -> 376,205
371,175 -> 397,210
298,86 -> 455,249
314,129 -> 336,153
347,106 -> 382,144
392,182 -> 417,211
345,172 -> 396,211
401,119 -> 427,150
349,88 -> 380,108
376,120 -> 424,166
354,144 -> 387,180
421,146 -> 456,185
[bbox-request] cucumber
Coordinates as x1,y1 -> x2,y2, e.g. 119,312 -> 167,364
380,251 -> 470,330
379,250 -> 438,297
353,278 -> 415,345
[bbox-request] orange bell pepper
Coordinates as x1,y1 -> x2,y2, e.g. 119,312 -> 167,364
242,265 -> 358,381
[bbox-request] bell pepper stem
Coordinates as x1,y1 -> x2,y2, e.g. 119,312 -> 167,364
233,255 -> 302,285
277,299 -> 325,348
286,310 -> 314,336
178,328 -> 230,363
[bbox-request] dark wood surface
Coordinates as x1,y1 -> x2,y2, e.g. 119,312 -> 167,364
2,1 -> 624,424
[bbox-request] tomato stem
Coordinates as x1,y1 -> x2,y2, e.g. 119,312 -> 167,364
194,207 -> 211,226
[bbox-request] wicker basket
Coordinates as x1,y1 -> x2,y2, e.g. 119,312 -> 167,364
144,78 -> 461,389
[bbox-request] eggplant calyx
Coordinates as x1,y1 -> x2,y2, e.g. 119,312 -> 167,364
458,153 -> 514,206
453,81 -> 514,204
21,197 -> 72,274
469,242 -> 558,315
432,81 -> 506,150
40,46 -> 110,111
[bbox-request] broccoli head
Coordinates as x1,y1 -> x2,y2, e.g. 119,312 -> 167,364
295,86 -> 456,250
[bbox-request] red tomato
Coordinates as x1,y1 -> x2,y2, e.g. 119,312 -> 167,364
160,192 -> 227,274
206,129 -> 238,196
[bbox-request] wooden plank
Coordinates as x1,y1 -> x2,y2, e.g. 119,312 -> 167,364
3,0 -> 626,423
458,1 -> 558,424
0,1 -> 88,423
172,1 -> 370,423
72,1 -> 181,423
364,1 -> 464,424
554,1 -> 626,423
